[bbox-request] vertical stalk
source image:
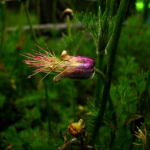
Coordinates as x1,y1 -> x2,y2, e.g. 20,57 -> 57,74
22,0 -> 37,43
36,0 -> 40,24
0,3 -> 6,53
94,68 -> 118,148
108,95 -> 117,149
98,0 -> 105,14
67,15 -> 71,38
91,0 -> 130,142
94,50 -> 104,107
94,0 -> 110,107
110,0 -> 117,17
66,15 -> 75,121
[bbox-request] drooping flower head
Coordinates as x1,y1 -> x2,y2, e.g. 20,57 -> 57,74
22,43 -> 95,82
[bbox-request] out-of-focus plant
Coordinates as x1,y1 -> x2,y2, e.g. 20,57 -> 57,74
133,124 -> 148,150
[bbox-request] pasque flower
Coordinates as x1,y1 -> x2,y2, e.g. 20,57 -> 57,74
22,44 -> 95,82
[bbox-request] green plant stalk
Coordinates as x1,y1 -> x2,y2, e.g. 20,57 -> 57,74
91,0 -> 130,142
94,67 -> 106,81
94,46 -> 105,107
67,15 -> 71,38
110,0 -> 116,17
0,3 -> 6,53
98,0 -> 105,14
95,67 -> 118,148
22,0 -> 37,43
66,15 -> 76,121
108,95 -> 117,149
36,0 -> 40,24
94,0 -> 111,107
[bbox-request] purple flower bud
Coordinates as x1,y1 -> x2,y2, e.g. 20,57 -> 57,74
22,46 -> 95,82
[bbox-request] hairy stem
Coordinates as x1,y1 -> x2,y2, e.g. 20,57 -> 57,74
91,0 -> 130,143
94,0 -> 111,107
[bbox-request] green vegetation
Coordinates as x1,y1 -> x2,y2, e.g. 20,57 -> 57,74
0,0 -> 150,150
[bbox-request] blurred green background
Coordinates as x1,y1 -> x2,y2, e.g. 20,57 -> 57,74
0,0 -> 150,150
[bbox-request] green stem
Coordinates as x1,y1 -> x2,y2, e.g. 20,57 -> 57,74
0,3 -> 6,53
22,0 -> 37,43
94,67 -> 106,82
94,0 -> 111,107
98,0 -> 105,14
91,0 -> 130,143
67,15 -> 71,38
66,15 -> 75,120
95,67 -> 118,148
108,95 -> 117,149
110,0 -> 117,17
94,52 -> 104,107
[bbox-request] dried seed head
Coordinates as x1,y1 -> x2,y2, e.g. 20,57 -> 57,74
69,119 -> 86,137
61,8 -> 74,20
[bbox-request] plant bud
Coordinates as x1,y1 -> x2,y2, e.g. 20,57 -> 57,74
61,8 -> 74,20
69,119 -> 86,136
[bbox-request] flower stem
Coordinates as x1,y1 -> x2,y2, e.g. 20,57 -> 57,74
94,67 -> 106,82
91,0 -> 130,143
67,15 -> 71,38
22,0 -> 37,43
0,3 -> 6,52
66,15 -> 76,120
94,0 -> 110,107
